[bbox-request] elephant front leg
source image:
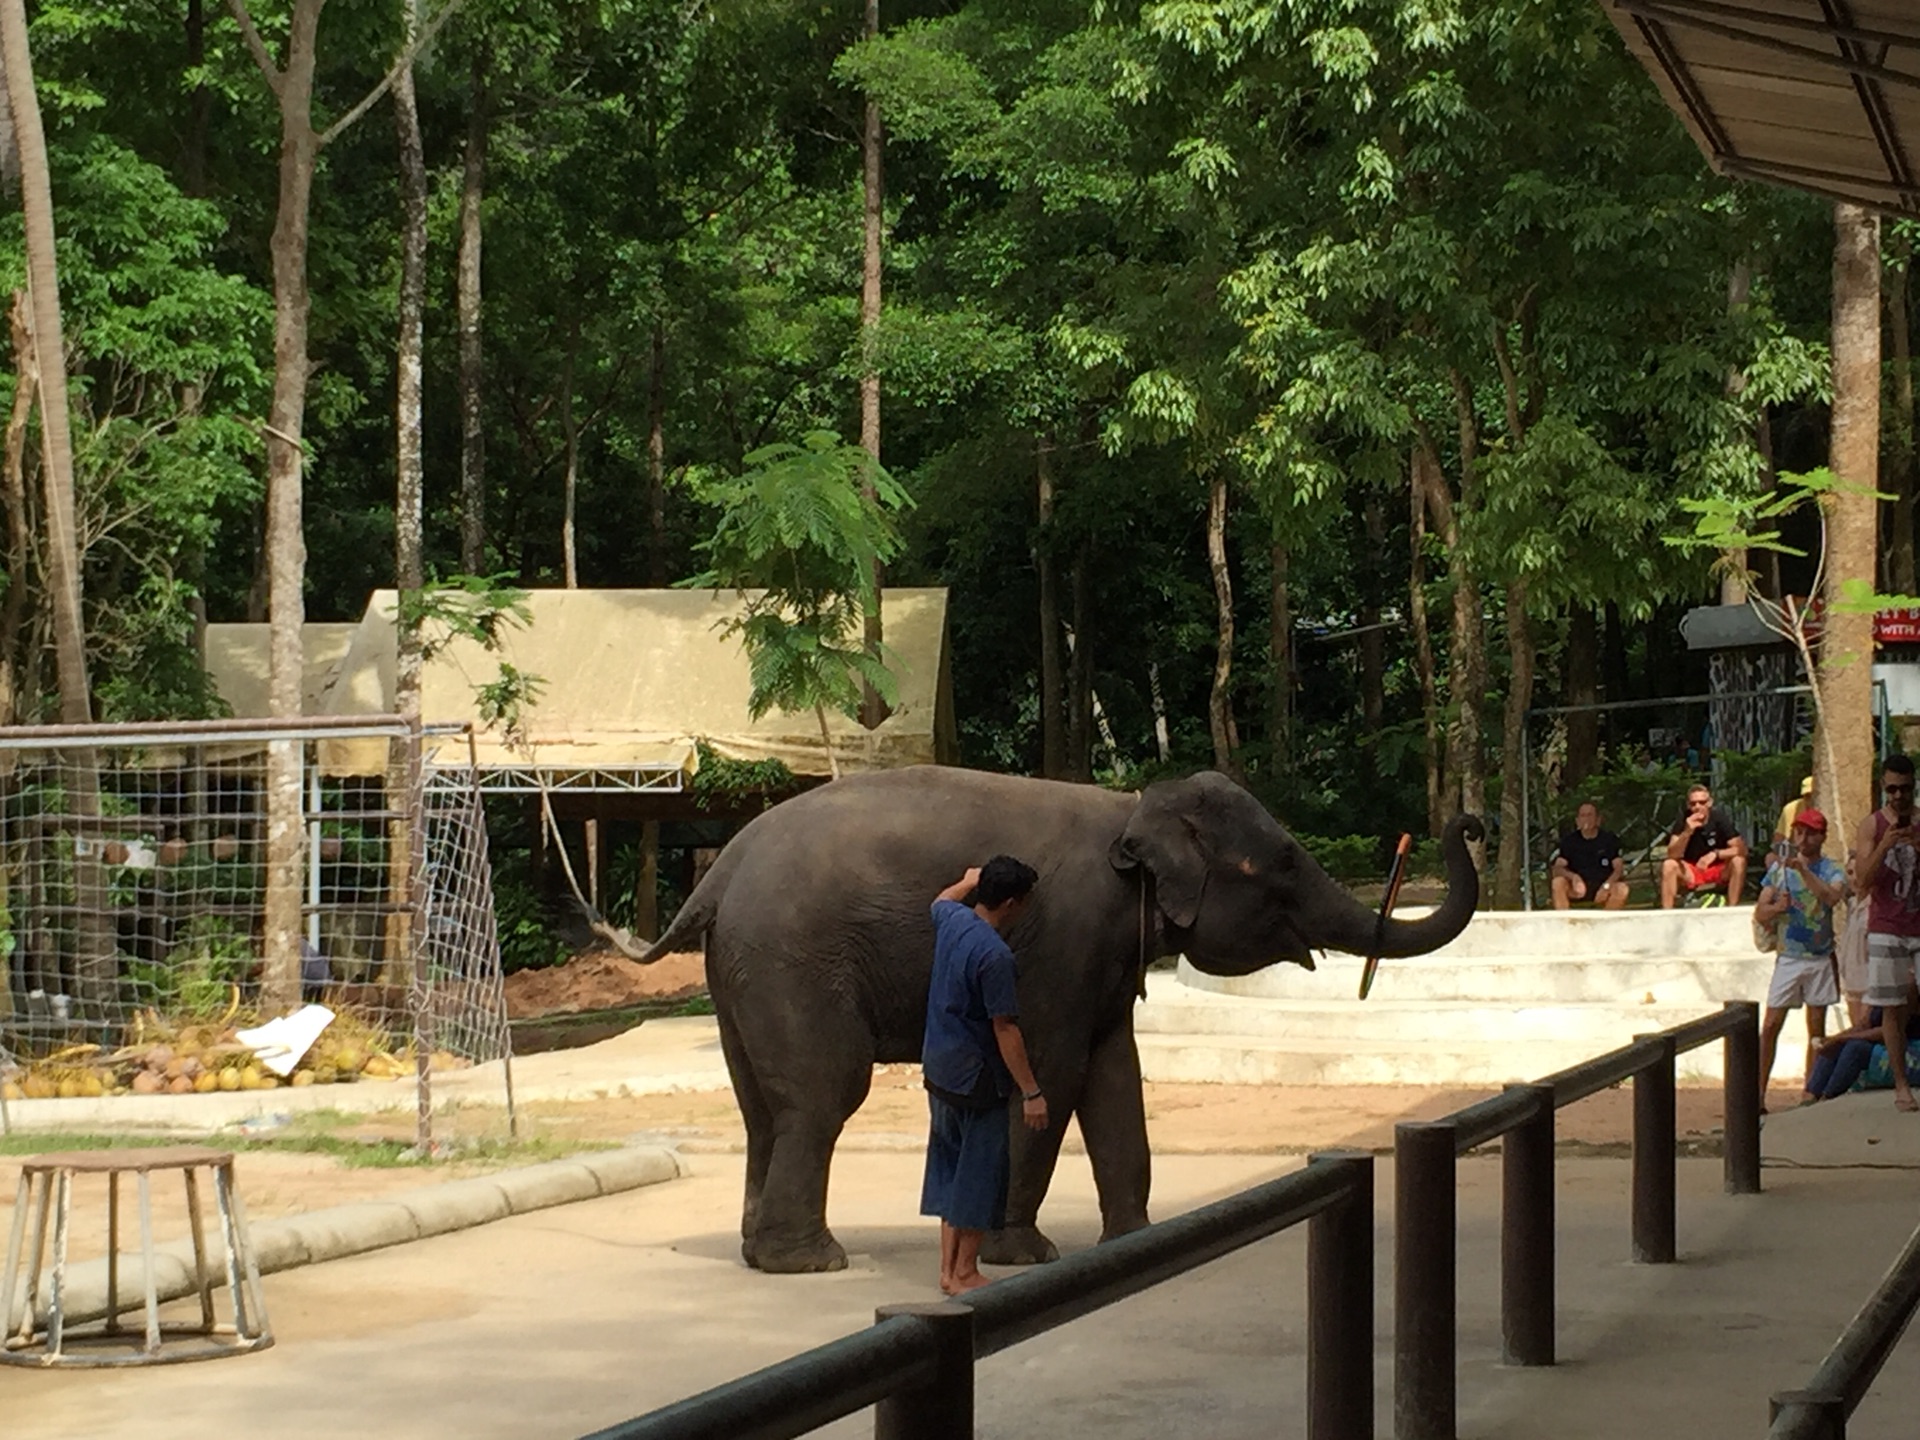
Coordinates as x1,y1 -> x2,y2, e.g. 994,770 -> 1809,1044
1077,1020 -> 1150,1241
979,1060 -> 1085,1266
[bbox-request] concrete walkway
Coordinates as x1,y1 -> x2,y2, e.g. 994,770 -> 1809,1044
6,1094 -> 1917,1439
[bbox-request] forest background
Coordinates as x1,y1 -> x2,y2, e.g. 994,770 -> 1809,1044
0,0 -> 1910,931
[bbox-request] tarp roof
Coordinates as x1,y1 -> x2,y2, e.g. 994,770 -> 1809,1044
1600,0 -> 1920,214
204,623 -> 359,717
207,588 -> 956,781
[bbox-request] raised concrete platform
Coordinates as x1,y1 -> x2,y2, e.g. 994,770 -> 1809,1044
1141,907 -> 1792,1086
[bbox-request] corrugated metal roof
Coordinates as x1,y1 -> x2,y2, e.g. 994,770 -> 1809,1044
1600,0 -> 1920,213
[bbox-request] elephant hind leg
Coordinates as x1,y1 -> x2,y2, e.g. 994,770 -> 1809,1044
979,1048 -> 1086,1267
715,1002 -> 774,1268
752,1108 -> 853,1273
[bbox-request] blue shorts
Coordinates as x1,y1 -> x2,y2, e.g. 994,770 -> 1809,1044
919,1092 -> 1009,1231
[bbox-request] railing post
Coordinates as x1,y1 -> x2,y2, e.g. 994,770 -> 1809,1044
1308,1151 -> 1374,1440
1632,1034 -> 1677,1264
1394,1121 -> 1456,1440
1500,1084 -> 1555,1367
1769,1389 -> 1846,1439
874,1303 -> 974,1440
1721,1000 -> 1762,1195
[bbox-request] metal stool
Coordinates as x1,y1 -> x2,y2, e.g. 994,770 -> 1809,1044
1,1146 -> 272,1367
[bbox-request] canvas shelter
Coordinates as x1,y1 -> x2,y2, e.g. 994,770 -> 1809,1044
1601,0 -> 1920,214
205,586 -> 958,801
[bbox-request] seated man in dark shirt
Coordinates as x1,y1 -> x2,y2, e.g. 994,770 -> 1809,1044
1551,802 -> 1629,910
1660,783 -> 1748,908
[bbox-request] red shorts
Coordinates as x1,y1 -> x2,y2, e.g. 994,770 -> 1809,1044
1679,859 -> 1728,891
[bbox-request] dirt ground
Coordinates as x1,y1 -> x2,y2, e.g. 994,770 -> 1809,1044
503,949 -> 705,1018
0,1149 -> 505,1266
0,1068 -> 1799,1267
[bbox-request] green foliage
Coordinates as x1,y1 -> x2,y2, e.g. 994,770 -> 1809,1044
688,740 -> 796,811
685,431 -> 912,725
125,916 -> 254,1019
488,847 -> 569,975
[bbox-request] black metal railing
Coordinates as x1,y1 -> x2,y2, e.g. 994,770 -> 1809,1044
1767,1219 -> 1920,1439
586,999 -> 1765,1440
1393,999 -> 1762,1440
584,1152 -> 1376,1440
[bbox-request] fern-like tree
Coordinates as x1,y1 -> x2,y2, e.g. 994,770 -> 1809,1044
687,430 -> 911,778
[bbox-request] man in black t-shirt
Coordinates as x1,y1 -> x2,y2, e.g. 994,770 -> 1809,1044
1552,802 -> 1629,909
1660,783 -> 1748,907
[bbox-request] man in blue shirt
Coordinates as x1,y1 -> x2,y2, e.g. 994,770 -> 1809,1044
921,854 -> 1045,1295
1754,808 -> 1847,1107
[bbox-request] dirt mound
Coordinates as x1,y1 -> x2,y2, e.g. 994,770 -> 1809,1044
504,950 -> 706,1020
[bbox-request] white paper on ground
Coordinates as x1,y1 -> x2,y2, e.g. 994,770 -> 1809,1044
236,1004 -> 336,1076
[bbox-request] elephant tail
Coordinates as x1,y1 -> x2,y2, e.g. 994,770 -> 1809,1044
618,845 -> 738,964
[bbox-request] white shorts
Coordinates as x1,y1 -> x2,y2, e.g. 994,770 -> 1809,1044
1767,954 -> 1839,1010
1865,932 -> 1920,1008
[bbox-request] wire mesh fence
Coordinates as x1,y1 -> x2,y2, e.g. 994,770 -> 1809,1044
0,718 -> 513,1143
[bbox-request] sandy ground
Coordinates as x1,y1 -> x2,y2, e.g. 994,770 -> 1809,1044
502,949 -> 706,1018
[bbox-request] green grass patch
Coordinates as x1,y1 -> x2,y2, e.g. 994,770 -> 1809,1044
0,1128 -> 616,1169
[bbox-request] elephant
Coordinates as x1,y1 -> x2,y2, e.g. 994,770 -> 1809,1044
631,766 -> 1482,1273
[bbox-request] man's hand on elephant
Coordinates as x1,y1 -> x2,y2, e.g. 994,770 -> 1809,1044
1020,1092 -> 1048,1131
935,866 -> 985,905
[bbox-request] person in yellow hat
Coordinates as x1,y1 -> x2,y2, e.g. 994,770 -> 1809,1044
1775,774 -> 1815,844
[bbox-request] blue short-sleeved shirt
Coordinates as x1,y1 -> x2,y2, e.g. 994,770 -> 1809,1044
1765,855 -> 1845,959
922,899 -> 1020,1101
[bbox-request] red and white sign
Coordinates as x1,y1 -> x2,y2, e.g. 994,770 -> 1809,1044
1878,609 -> 1920,645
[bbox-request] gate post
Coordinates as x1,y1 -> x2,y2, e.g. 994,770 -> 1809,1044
1769,1389 -> 1845,1439
1308,1151 -> 1374,1440
1632,1035 -> 1677,1264
1721,1000 -> 1762,1195
1500,1084 -> 1555,1367
1394,1121 -> 1457,1440
874,1303 -> 974,1440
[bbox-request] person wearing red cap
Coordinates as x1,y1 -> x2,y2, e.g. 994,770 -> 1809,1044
1754,809 -> 1846,1108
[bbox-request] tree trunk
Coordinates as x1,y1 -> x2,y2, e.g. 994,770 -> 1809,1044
1721,258 -> 1754,603
1066,548 -> 1092,781
1037,435 -> 1064,777
560,312 -> 579,588
385,0 -> 428,986
1358,495 -> 1385,740
647,318 -> 666,586
2,0 -> 112,1009
1408,445 -> 1445,838
1493,580 -> 1534,909
1564,605 -> 1599,790
458,47 -> 488,574
1819,203 -> 1882,849
636,819 -> 659,942
856,0 -> 885,730
1603,600 -> 1631,704
2,292 -> 35,725
1269,529 -> 1292,782
1889,232 -> 1916,594
228,0 -> 327,1012
183,0 -> 211,195
0,0 -> 86,727
1204,473 -> 1241,781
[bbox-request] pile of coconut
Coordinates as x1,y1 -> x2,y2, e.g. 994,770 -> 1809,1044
1,1006 -> 416,1103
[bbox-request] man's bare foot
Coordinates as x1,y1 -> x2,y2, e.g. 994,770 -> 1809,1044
1896,1094 -> 1919,1113
941,1270 -> 991,1295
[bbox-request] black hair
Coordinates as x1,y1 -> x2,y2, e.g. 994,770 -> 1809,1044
1885,754 -> 1916,780
976,855 -> 1038,910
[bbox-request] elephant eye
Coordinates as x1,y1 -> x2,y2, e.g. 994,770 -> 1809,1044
1236,856 -> 1257,876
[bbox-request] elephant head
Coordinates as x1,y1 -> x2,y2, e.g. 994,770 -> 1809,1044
1108,771 -> 1483,976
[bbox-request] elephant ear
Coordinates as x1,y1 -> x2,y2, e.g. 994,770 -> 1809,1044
1109,785 -> 1209,928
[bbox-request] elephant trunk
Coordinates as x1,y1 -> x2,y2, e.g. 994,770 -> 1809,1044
1307,814 -> 1484,959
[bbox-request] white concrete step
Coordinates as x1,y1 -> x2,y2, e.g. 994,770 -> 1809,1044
1135,992 -> 1722,1045
1133,1032 -> 1746,1088
1182,953 -> 1775,1006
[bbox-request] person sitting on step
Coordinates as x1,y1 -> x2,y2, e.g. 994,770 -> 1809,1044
1550,802 -> 1629,910
1660,783 -> 1748,908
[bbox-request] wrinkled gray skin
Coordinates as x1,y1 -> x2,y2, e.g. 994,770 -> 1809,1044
634,767 -> 1483,1273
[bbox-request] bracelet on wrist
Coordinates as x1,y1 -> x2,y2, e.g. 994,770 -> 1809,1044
1022,1088 -> 1043,1102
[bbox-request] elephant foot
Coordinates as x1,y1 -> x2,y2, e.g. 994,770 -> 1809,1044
1099,1214 -> 1149,1244
750,1230 -> 848,1274
979,1224 -> 1058,1266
